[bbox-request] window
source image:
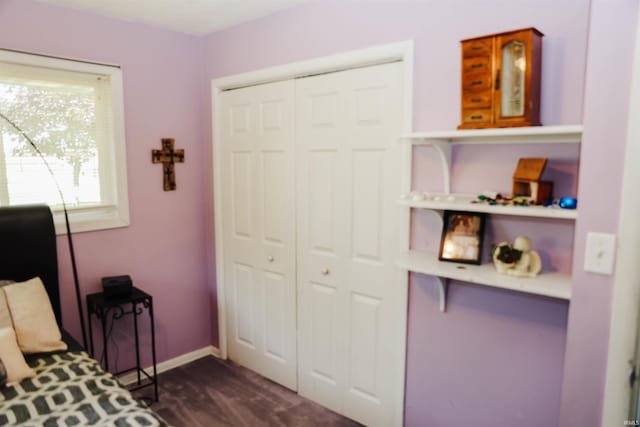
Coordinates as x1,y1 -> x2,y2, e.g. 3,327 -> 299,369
0,50 -> 129,233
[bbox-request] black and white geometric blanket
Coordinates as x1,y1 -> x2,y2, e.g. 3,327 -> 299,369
0,352 -> 168,427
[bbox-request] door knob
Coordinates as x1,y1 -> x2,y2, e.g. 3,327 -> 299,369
267,256 -> 274,262
321,268 -> 330,275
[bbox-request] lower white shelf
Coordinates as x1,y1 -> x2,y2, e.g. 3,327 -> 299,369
397,250 -> 572,303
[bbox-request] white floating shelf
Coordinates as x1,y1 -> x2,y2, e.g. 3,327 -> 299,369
397,250 -> 572,303
399,194 -> 578,220
404,125 -> 583,145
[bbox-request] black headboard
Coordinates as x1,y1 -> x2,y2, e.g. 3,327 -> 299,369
0,205 -> 62,327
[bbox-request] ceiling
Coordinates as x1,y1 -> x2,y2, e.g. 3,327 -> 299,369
36,0 -> 308,35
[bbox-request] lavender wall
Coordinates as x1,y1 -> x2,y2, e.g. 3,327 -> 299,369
560,1 -> 639,425
202,0 -> 622,426
2,0 -> 637,425
0,0 -> 213,369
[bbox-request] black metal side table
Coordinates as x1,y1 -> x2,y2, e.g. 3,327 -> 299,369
86,286 -> 158,402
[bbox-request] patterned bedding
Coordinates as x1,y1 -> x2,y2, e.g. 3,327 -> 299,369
0,351 -> 168,427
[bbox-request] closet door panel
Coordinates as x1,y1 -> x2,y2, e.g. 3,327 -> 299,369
261,152 -> 287,245
255,84 -> 297,390
351,149 -> 384,263
307,151 -> 338,254
222,88 -> 260,372
220,80 -> 297,391
297,62 -> 404,427
343,63 -> 404,426
310,281 -> 339,380
232,262 -> 257,348
347,144 -> 388,398
303,147 -> 341,404
296,75 -> 347,413
348,292 -> 381,398
263,270 -> 287,361
230,152 -> 253,241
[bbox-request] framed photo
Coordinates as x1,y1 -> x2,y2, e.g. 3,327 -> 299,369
438,210 -> 487,265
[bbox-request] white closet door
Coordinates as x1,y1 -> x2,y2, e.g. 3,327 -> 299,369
296,62 -> 404,426
220,80 -> 297,390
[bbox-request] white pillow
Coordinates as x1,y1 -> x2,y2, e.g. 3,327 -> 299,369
0,327 -> 35,385
0,281 -> 13,330
3,277 -> 67,354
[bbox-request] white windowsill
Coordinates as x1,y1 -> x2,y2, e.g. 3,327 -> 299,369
52,205 -> 129,235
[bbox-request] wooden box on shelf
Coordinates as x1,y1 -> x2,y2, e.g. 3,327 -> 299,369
458,27 -> 543,130
512,158 -> 553,205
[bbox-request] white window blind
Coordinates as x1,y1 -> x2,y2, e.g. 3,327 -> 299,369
0,50 -> 129,233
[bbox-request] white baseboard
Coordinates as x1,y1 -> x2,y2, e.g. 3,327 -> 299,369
210,345 -> 222,358
119,345 -> 221,385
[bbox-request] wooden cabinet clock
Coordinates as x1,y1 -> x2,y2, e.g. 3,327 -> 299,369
458,27 -> 543,129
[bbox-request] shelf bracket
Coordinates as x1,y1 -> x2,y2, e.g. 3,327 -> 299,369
436,277 -> 448,312
430,140 -> 452,194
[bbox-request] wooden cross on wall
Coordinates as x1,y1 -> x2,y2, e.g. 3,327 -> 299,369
152,138 -> 184,191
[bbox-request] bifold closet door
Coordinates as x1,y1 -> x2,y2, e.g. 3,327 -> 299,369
219,80 -> 297,390
296,62 -> 404,426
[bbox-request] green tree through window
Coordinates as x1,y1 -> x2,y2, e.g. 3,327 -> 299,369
0,70 -> 106,208
0,49 -> 129,233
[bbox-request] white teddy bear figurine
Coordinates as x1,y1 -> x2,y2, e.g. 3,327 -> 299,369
492,236 -> 542,278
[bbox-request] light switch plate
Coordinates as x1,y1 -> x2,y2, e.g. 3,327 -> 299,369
584,232 -> 617,275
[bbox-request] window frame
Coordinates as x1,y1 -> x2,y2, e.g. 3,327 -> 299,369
0,49 -> 129,234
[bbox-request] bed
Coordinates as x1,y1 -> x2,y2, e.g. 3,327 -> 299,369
0,205 -> 168,426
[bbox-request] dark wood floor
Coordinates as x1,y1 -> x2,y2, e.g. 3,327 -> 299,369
134,356 -> 362,427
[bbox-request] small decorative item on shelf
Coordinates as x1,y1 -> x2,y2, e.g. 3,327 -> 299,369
408,191 -> 425,201
544,197 -> 578,209
439,210 -> 487,265
402,191 -> 457,203
491,236 -> 542,277
512,158 -> 553,205
473,192 -> 531,206
558,197 -> 577,209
